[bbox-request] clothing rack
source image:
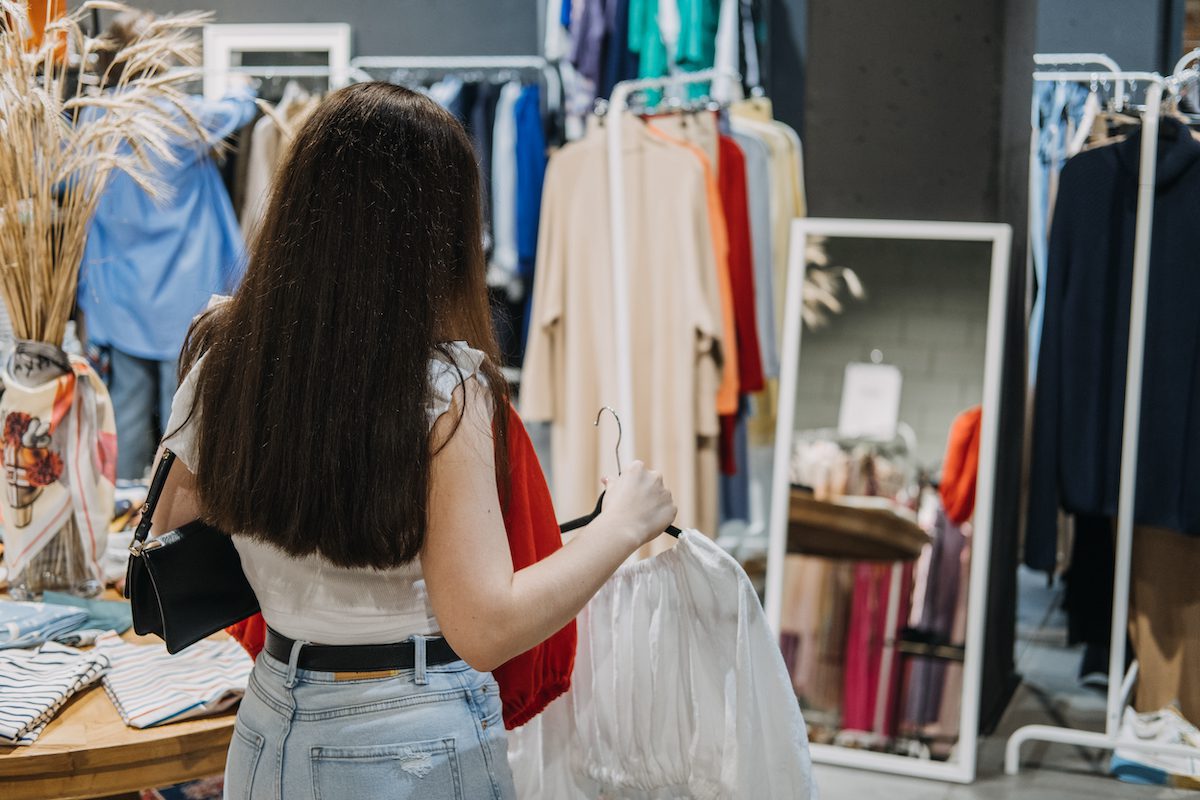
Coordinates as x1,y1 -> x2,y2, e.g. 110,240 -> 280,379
1033,53 -> 1128,108
349,55 -> 562,115
1006,57 -> 1200,774
1023,53 -> 1127,375
199,55 -> 563,115
604,68 -> 740,463
194,65 -> 376,89
1173,48 -> 1200,78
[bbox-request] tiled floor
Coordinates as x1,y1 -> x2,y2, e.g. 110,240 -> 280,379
813,568 -> 1195,799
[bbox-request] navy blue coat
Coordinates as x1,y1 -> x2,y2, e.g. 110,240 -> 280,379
1027,118 -> 1200,571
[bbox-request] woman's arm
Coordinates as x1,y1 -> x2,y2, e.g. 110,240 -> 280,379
148,446 -> 203,536
421,379 -> 676,673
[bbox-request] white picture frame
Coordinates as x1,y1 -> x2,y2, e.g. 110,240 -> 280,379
764,218 -> 1012,784
202,23 -> 352,100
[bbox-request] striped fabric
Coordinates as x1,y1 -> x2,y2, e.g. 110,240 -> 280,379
94,632 -> 252,728
0,642 -> 109,745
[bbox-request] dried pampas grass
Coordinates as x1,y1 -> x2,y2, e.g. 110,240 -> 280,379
804,235 -> 865,329
0,1 -> 211,345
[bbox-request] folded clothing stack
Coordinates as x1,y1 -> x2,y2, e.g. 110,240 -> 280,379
0,594 -> 133,649
0,601 -> 89,650
0,642 -> 109,745
94,632 -> 252,728
40,592 -> 133,647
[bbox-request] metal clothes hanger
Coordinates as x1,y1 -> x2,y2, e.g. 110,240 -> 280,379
557,407 -> 681,537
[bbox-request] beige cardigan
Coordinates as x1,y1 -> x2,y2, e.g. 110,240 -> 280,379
522,116 -> 722,536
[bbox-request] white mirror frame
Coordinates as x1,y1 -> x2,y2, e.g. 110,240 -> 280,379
202,23 -> 353,101
765,218 -> 1013,784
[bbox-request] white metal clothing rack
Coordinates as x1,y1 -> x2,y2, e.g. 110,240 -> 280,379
1174,47 -> 1200,78
1033,53 -> 1128,108
603,68 -> 740,462
1024,54 -> 1128,358
188,65 -> 372,81
1006,59 -> 1200,774
349,55 -> 562,115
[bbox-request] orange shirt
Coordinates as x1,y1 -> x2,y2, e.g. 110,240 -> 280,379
22,0 -> 66,56
646,118 -> 741,415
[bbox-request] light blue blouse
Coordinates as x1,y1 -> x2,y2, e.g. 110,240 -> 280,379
78,86 -> 257,361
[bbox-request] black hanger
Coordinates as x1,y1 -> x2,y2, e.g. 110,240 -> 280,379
558,407 -> 681,537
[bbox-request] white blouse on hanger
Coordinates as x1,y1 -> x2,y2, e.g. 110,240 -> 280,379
508,530 -> 815,799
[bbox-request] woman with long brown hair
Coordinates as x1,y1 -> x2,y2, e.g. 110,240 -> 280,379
151,82 -> 676,798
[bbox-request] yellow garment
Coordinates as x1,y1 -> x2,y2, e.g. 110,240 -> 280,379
522,115 -> 721,536
776,121 -> 808,217
647,114 -> 740,416
730,96 -> 774,122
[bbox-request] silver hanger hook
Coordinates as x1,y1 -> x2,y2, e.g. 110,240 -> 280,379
594,406 -> 623,475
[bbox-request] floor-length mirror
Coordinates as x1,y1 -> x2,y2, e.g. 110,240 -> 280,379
765,219 -> 1011,783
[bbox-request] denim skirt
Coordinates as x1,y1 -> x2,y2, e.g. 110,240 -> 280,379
223,637 -> 517,800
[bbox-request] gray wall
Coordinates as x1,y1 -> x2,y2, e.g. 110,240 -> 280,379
802,3 -> 1007,221
1036,0 -> 1175,72
793,240 -> 992,469
125,0 -> 539,57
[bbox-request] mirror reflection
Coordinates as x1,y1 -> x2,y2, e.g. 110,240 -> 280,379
779,236 -> 994,761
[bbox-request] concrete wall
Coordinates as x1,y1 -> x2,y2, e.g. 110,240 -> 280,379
793,239 -> 993,468
801,2 -> 1007,221
1036,0 -> 1176,72
124,0 -> 539,57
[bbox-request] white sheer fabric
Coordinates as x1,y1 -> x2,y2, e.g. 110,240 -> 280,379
508,530 -> 815,799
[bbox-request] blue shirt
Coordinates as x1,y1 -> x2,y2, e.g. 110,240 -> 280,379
78,87 -> 258,361
514,85 -> 547,279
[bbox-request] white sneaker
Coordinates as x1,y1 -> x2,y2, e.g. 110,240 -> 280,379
1111,705 -> 1200,786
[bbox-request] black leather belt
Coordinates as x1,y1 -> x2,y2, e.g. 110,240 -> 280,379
264,627 -> 461,672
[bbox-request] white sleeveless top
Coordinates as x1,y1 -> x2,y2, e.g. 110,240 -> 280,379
161,341 -> 487,645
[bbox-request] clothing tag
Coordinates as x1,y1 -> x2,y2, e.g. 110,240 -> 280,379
837,363 -> 902,441
332,669 -> 400,682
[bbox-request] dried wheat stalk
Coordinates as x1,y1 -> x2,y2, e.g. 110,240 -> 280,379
804,235 -> 866,329
0,1 -> 210,345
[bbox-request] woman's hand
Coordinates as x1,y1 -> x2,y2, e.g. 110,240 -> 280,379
598,461 -> 677,547
423,381 -> 680,673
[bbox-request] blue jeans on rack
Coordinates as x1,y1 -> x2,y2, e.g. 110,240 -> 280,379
224,638 -> 517,800
97,345 -> 178,480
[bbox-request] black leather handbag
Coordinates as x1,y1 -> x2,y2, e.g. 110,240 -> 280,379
124,450 -> 260,654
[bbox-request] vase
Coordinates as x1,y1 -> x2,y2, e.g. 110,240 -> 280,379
2,340 -> 115,600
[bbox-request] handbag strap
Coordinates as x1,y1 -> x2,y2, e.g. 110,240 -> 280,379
131,449 -> 177,546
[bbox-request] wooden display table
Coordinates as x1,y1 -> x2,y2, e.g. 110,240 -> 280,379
0,595 -> 236,800
788,487 -> 929,562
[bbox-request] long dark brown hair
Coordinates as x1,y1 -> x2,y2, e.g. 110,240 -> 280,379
178,82 -> 508,569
